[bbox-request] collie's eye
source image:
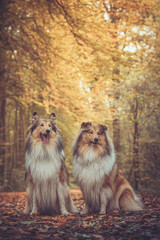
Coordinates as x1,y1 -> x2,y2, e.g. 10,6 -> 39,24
40,123 -> 44,127
90,131 -> 93,134
97,132 -> 101,135
48,124 -> 51,128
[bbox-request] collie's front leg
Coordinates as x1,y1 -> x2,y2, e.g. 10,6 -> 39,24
23,190 -> 30,214
24,185 -> 33,214
99,187 -> 112,214
67,188 -> 79,213
69,197 -> 79,213
57,183 -> 69,215
30,190 -> 38,215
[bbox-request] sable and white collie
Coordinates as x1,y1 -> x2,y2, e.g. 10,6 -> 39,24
72,122 -> 143,214
24,112 -> 78,215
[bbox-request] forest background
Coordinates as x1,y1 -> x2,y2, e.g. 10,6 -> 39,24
0,0 -> 159,193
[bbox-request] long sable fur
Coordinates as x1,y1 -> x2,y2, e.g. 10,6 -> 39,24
24,112 -> 77,215
72,122 -> 143,214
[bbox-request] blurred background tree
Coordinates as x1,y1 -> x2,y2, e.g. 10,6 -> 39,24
0,0 -> 159,192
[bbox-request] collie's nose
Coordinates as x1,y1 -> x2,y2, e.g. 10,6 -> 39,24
46,129 -> 50,134
94,138 -> 98,143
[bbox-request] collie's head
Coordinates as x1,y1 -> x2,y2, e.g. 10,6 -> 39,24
72,122 -> 112,158
25,112 -> 65,170
27,112 -> 57,144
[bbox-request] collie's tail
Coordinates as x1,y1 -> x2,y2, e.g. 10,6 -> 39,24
119,189 -> 143,211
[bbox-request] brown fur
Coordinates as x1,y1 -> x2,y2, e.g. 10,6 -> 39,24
59,165 -> 68,185
72,122 -> 143,214
107,163 -> 143,211
74,123 -> 111,158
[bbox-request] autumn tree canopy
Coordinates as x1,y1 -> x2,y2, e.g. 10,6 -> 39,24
0,0 -> 159,192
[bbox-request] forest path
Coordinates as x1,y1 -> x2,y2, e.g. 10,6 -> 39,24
0,189 -> 160,239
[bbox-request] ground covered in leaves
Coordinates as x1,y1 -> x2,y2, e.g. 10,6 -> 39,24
0,189 -> 160,240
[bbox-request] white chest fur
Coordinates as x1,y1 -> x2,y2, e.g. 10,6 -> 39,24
73,148 -> 115,187
26,141 -> 61,182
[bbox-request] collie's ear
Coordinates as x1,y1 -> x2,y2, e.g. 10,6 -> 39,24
32,112 -> 40,124
81,122 -> 92,129
49,113 -> 56,120
99,124 -> 108,131
49,113 -> 57,132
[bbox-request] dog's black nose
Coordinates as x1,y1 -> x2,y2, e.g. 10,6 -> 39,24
94,138 -> 98,143
46,129 -> 50,134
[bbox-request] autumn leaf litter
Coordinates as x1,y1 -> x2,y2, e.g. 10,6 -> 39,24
0,190 -> 160,239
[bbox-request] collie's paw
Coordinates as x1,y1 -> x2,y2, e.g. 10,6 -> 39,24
61,210 -> 69,215
30,210 -> 38,216
23,209 -> 30,214
72,206 -> 79,213
80,209 -> 88,215
99,210 -> 106,214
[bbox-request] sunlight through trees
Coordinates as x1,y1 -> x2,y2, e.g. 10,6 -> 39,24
0,0 -> 159,192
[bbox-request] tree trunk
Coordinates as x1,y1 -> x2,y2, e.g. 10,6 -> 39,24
132,98 -> 140,190
0,87 -> 7,188
13,105 -> 18,168
113,118 -> 120,153
0,0 -> 9,189
18,105 -> 25,167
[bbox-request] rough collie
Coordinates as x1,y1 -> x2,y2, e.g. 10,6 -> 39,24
72,122 -> 143,214
24,112 -> 78,215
